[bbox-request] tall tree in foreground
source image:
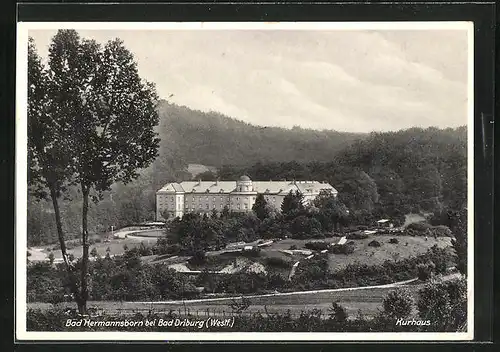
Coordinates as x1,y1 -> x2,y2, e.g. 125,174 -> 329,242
28,30 -> 160,314
28,37 -> 80,302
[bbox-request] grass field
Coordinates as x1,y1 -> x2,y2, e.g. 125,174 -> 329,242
251,235 -> 452,273
27,281 -> 425,319
325,235 -> 452,271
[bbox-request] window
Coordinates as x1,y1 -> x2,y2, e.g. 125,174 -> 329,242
244,204 -> 248,209
237,204 -> 240,209
206,204 -> 209,209
220,204 -> 223,209
220,197 -> 223,201
213,204 -> 216,209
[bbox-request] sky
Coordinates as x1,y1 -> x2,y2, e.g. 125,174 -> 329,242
28,26 -> 470,133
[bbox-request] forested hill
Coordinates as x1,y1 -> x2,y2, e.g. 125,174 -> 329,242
27,99 -> 467,246
219,126 -> 467,222
155,101 -> 365,167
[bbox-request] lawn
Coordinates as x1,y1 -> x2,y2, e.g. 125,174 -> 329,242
31,236 -> 157,261
326,235 -> 452,272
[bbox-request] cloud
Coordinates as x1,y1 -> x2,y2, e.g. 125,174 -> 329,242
28,28 -> 469,132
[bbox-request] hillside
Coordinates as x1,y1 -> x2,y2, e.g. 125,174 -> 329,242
154,101 -> 364,170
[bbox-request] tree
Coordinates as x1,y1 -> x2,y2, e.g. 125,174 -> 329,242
90,247 -> 98,258
221,205 -> 230,219
48,252 -> 55,265
328,302 -> 348,324
281,190 -> 305,218
28,36 -> 80,309
161,209 -> 171,221
417,281 -> 453,331
28,30 -> 160,314
328,167 -> 379,213
313,190 -> 349,232
252,193 -> 270,221
382,288 -> 414,320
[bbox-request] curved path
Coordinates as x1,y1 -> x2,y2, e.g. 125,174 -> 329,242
131,278 -> 419,305
130,273 -> 461,306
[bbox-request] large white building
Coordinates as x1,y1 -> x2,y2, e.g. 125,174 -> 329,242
156,175 -> 337,220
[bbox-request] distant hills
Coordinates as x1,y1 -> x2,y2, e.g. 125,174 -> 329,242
152,100 -> 365,187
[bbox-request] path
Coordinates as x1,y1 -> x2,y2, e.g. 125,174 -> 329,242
131,272 -> 461,306
131,278 -> 419,305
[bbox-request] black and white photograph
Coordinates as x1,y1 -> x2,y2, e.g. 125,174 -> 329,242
16,22 -> 473,341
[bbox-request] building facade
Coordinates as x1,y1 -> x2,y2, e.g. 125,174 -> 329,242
156,175 -> 337,220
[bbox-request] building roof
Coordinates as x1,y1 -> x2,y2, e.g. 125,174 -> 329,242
158,180 -> 337,195
239,175 -> 251,181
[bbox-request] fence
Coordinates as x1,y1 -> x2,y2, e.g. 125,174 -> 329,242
89,306 -> 319,320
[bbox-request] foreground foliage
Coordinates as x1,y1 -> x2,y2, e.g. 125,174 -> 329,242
27,277 -> 466,332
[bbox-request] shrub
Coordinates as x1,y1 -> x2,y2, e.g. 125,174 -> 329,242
389,238 -> 399,244
368,240 -> 382,247
289,245 -> 298,250
430,225 -> 452,237
346,232 -> 369,240
406,221 -> 432,233
188,250 -> 207,266
305,241 -> 329,251
330,242 -> 355,255
416,263 -> 433,281
242,247 -> 261,257
265,256 -> 291,269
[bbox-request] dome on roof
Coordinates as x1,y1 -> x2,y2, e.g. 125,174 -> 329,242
239,175 -> 251,182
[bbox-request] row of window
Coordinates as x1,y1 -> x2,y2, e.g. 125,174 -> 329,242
159,196 -> 279,208
160,197 -> 278,206
162,196 -> 277,203
182,203 -> 251,210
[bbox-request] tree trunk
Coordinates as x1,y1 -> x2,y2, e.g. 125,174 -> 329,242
79,184 -> 90,316
49,186 -> 81,308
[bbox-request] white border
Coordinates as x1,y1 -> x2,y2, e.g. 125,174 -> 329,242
16,21 -> 475,342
